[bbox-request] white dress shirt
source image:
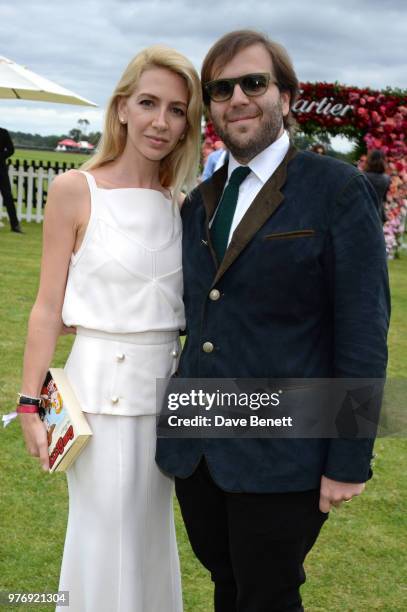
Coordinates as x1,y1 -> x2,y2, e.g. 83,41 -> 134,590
223,130 -> 290,246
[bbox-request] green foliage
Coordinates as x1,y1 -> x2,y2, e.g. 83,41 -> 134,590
383,86 -> 407,98
0,223 -> 406,611
85,132 -> 101,146
10,148 -> 90,166
68,128 -> 81,141
294,132 -> 330,150
9,131 -> 62,149
9,131 -> 102,151
293,132 -> 359,164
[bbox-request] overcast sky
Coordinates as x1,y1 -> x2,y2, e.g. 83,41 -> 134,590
0,0 -> 406,141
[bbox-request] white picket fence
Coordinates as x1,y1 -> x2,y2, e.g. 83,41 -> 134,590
0,164 -> 69,223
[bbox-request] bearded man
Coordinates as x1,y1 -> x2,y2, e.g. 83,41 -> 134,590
156,30 -> 390,612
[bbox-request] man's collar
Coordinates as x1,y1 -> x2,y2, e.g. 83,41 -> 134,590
228,130 -> 290,184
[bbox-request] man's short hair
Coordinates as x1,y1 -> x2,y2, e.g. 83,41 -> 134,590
201,30 -> 299,135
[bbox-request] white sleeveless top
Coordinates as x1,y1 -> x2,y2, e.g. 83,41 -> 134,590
62,171 -> 185,333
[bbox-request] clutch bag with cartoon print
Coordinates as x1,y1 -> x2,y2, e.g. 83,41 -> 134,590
40,369 -> 92,472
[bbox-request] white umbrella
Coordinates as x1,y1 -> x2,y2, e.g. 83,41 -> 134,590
0,56 -> 97,106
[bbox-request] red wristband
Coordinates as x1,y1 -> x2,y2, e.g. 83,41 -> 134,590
17,404 -> 39,414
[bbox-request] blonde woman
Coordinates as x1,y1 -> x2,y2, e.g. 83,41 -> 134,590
18,46 -> 202,612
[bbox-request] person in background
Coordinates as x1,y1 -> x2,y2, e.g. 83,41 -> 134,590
0,127 -> 22,233
311,143 -> 326,155
364,149 -> 390,224
357,154 -> 367,171
202,140 -> 228,180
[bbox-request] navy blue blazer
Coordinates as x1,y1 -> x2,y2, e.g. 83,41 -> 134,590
156,147 -> 390,493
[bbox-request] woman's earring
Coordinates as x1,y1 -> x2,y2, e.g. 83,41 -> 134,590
119,117 -> 127,124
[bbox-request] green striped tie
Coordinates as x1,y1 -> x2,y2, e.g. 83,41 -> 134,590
211,166 -> 251,261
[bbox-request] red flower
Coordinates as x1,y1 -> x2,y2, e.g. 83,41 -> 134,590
357,107 -> 368,117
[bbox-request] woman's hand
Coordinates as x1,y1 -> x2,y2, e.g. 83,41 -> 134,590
19,414 -> 50,471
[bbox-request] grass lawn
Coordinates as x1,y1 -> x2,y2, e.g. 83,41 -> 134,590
0,222 -> 406,611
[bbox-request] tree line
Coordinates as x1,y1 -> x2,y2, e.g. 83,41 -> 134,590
9,129 -> 102,150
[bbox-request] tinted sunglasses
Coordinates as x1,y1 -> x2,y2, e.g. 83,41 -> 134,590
204,73 -> 273,103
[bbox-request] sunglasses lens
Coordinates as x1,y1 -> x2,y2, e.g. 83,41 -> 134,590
206,74 -> 270,102
241,74 -> 269,96
207,80 -> 234,102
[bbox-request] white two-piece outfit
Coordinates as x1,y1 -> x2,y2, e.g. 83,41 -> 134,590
56,171 -> 184,612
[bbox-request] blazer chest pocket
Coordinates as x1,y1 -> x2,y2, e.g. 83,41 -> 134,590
263,229 -> 315,241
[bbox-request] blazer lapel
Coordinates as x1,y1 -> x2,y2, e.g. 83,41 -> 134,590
211,144 -> 298,286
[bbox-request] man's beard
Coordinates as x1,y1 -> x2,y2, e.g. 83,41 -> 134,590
213,100 -> 284,163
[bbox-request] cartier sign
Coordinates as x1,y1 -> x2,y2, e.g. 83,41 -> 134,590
292,90 -> 354,117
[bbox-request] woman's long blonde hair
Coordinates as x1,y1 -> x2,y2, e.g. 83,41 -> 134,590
82,45 -> 202,198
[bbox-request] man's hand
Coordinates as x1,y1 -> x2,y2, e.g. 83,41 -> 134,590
319,475 -> 365,513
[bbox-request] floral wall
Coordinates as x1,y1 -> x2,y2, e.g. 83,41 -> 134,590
203,82 -> 407,258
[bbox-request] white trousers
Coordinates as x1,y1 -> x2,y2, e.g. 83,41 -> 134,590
57,413 -> 183,612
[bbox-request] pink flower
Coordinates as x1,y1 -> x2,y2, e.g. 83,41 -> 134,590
371,111 -> 381,123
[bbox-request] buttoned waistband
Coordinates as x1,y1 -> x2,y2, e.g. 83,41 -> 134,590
76,326 -> 179,345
